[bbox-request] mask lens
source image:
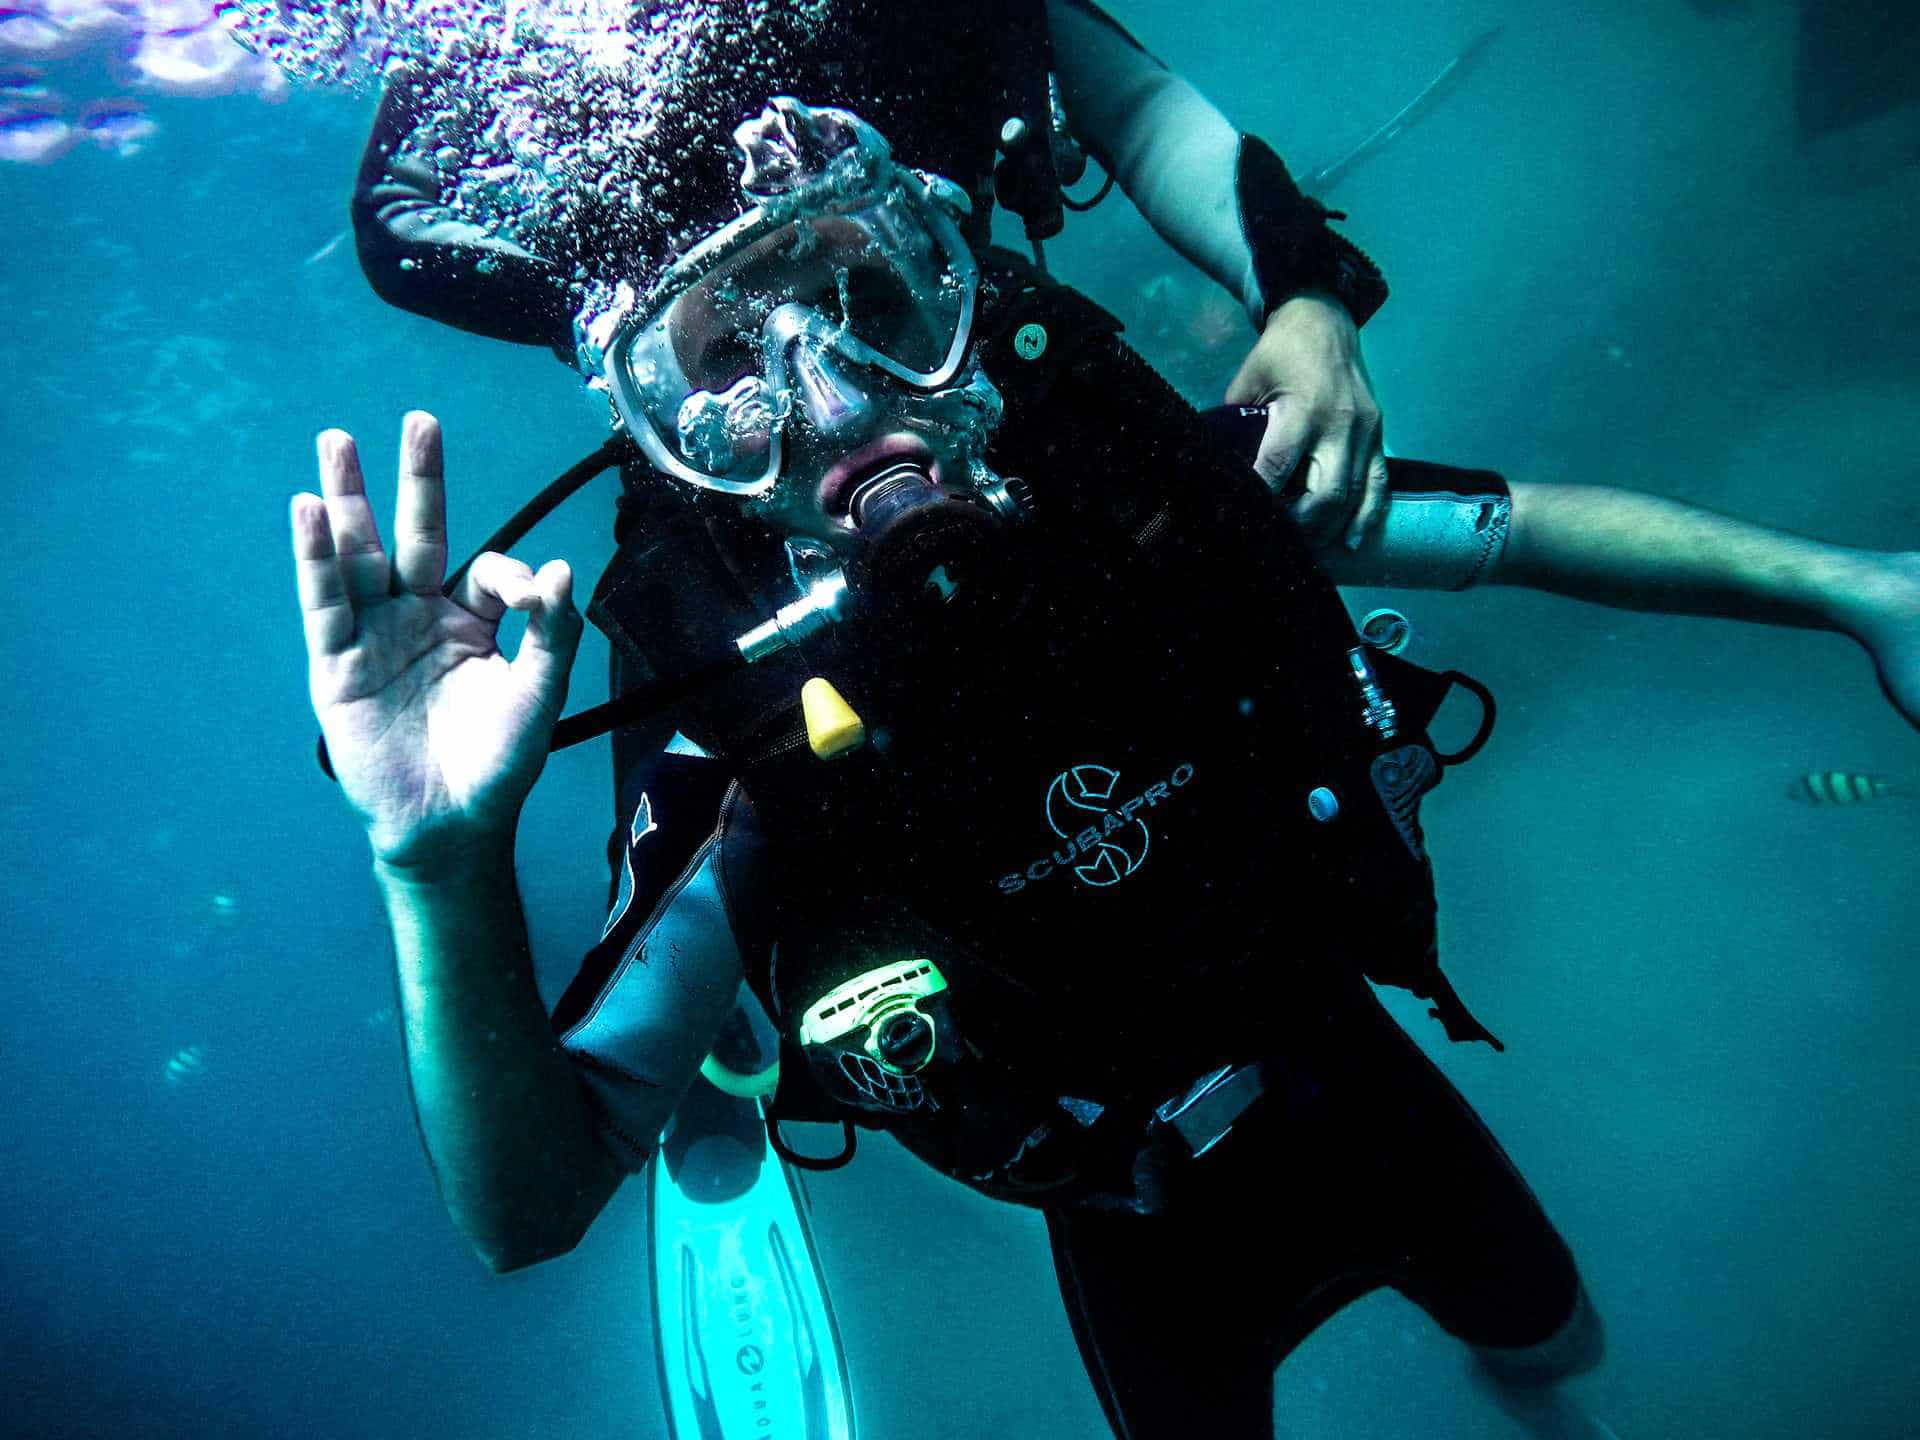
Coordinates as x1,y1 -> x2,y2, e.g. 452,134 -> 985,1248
610,308 -> 783,493
607,186 -> 976,494
668,199 -> 963,386
828,205 -> 955,371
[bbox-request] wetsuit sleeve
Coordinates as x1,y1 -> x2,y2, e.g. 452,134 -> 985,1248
1205,406 -> 1510,588
352,72 -> 577,354
547,751 -> 747,1171
1047,0 -> 1388,329
1373,459 -> 1513,591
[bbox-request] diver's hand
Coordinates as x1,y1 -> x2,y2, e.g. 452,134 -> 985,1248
1225,290 -> 1388,550
1835,551 -> 1920,732
291,412 -> 583,874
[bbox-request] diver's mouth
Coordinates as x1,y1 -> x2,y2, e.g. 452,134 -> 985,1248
820,435 -> 940,519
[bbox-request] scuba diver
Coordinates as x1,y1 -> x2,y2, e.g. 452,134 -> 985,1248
294,7 -> 1920,1439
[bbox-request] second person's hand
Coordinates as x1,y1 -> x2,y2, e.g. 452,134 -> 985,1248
1832,548 -> 1920,733
291,411 -> 583,876
1225,290 -> 1389,552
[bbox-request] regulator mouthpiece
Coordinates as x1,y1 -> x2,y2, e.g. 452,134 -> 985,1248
844,463 -> 1013,627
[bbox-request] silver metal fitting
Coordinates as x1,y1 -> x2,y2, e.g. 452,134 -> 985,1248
737,570 -> 851,663
1347,646 -> 1399,741
1359,607 -> 1413,655
979,473 -> 1033,521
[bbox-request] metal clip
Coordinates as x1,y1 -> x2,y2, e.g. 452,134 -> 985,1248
1347,647 -> 1399,741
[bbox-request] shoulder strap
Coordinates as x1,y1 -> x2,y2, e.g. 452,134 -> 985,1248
990,0 -> 1067,243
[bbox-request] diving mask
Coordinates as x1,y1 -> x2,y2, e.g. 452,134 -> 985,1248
599,99 -> 1004,542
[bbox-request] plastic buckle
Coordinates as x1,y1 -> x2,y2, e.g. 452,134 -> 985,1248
1154,1062 -> 1269,1158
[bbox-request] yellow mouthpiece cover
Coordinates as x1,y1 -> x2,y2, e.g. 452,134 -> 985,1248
802,677 -> 866,760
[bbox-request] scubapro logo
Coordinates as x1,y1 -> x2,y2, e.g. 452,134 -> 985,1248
997,761 -> 1195,895
1049,765 -> 1149,885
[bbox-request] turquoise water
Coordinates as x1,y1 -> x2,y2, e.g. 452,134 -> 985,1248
4,3 -> 1918,1436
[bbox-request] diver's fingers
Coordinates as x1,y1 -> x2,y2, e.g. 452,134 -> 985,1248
452,550 -> 533,626
510,560 -> 583,718
1344,428 -> 1391,551
1290,428 -> 1356,544
291,493 -> 355,659
317,429 -> 392,606
392,411 -> 447,596
1251,398 -> 1311,498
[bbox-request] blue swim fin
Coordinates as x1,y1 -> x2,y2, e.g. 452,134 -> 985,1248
649,993 -> 857,1440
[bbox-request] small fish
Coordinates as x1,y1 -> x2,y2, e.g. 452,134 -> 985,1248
1788,771 -> 1907,806
164,1044 -> 207,1087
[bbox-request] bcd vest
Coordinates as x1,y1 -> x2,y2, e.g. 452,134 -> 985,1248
589,264 -> 1498,1205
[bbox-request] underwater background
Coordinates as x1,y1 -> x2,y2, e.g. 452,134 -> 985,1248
4,1 -> 1918,1436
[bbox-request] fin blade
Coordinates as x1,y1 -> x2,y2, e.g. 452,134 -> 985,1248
651,1094 -> 857,1439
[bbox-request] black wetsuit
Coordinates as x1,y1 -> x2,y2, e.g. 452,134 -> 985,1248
543,305 -> 1592,1437
354,6 -> 1595,1434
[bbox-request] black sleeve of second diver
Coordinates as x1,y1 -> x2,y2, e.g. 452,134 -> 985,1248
1238,136 -> 1390,327
350,76 -> 577,354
